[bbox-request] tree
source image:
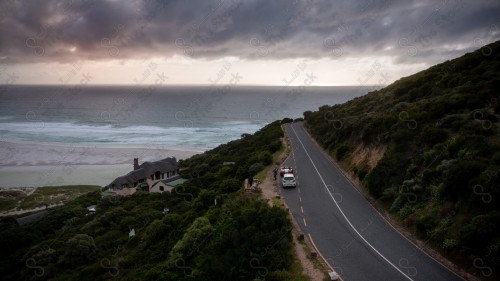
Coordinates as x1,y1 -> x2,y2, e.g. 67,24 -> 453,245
166,217 -> 214,268
58,234 -> 97,267
248,163 -> 265,177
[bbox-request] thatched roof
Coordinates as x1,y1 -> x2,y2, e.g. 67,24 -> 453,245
108,157 -> 178,189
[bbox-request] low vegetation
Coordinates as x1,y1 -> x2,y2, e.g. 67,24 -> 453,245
0,120 -> 308,280
304,40 -> 500,278
0,185 -> 101,212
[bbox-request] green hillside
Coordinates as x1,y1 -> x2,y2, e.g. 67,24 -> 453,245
305,40 -> 500,278
0,120 -> 310,281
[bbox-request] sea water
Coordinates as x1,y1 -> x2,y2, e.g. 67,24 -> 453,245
0,85 -> 374,187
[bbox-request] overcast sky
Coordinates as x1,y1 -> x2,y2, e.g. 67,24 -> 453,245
1,0 -> 499,86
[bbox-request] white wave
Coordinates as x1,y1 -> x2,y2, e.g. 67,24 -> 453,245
0,121 -> 264,150
0,116 -> 15,121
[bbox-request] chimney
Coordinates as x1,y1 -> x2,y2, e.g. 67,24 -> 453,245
133,158 -> 139,170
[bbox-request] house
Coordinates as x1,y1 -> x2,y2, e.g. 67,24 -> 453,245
107,157 -> 182,195
149,175 -> 188,193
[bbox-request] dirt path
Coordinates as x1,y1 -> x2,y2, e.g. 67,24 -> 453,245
258,132 -> 328,281
0,202 -> 64,217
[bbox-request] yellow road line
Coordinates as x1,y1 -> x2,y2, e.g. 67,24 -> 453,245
291,125 -> 413,281
308,233 -> 343,281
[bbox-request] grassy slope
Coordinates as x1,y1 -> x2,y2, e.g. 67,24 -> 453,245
0,185 -> 101,212
304,40 -> 500,278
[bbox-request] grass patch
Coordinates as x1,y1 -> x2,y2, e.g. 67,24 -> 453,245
296,237 -> 330,280
19,185 -> 101,209
0,190 -> 26,212
272,197 -> 283,208
268,246 -> 312,281
0,198 -> 20,212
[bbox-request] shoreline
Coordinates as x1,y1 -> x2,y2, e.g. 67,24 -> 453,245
1,138 -> 206,152
0,140 -> 201,188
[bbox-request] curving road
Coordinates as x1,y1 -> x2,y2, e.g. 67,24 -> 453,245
280,122 -> 462,281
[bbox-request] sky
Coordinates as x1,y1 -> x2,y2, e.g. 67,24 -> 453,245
0,0 -> 499,86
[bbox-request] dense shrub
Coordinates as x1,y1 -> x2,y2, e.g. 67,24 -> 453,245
335,143 -> 352,161
0,120 -> 298,281
304,40 -> 500,277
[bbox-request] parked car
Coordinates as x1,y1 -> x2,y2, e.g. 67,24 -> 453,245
280,166 -> 294,176
282,173 -> 296,188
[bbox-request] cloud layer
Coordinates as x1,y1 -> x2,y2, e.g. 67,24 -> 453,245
1,0 -> 499,64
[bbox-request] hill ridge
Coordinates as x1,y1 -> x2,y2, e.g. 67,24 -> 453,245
304,40 -> 500,280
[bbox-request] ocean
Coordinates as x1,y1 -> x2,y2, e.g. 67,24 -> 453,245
0,85 -> 374,187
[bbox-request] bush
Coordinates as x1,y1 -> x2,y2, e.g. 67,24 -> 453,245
421,126 -> 449,145
442,160 -> 486,201
166,217 -> 213,267
219,179 -> 241,193
415,214 -> 437,237
258,151 -> 273,165
365,151 -> 407,198
335,143 -> 352,161
492,151 -> 500,165
248,163 -> 265,177
58,234 -> 97,267
356,163 -> 369,180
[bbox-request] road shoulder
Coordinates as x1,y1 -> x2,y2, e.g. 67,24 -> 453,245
257,125 -> 329,281
299,123 -> 475,281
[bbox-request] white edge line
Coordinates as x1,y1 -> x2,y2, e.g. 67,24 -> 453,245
289,124 -> 414,281
300,123 -> 466,281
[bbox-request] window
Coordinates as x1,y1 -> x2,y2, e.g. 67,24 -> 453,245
160,186 -> 164,191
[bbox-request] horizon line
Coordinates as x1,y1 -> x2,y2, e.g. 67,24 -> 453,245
2,83 -> 386,87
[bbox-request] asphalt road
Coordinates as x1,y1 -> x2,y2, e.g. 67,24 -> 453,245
280,122 -> 463,281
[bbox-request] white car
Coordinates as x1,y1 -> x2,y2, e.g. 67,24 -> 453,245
282,173 -> 296,188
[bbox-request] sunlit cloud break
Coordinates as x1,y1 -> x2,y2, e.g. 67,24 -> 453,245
1,0 -> 499,85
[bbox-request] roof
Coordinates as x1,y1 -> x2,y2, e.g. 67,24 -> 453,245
101,190 -> 117,196
165,178 -> 187,187
151,175 -> 187,188
108,157 -> 178,189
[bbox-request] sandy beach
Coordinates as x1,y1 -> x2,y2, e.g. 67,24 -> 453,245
0,141 -> 201,188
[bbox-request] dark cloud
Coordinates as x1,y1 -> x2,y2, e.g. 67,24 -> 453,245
0,0 -> 498,64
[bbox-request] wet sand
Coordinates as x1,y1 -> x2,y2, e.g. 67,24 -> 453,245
0,141 -> 201,188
